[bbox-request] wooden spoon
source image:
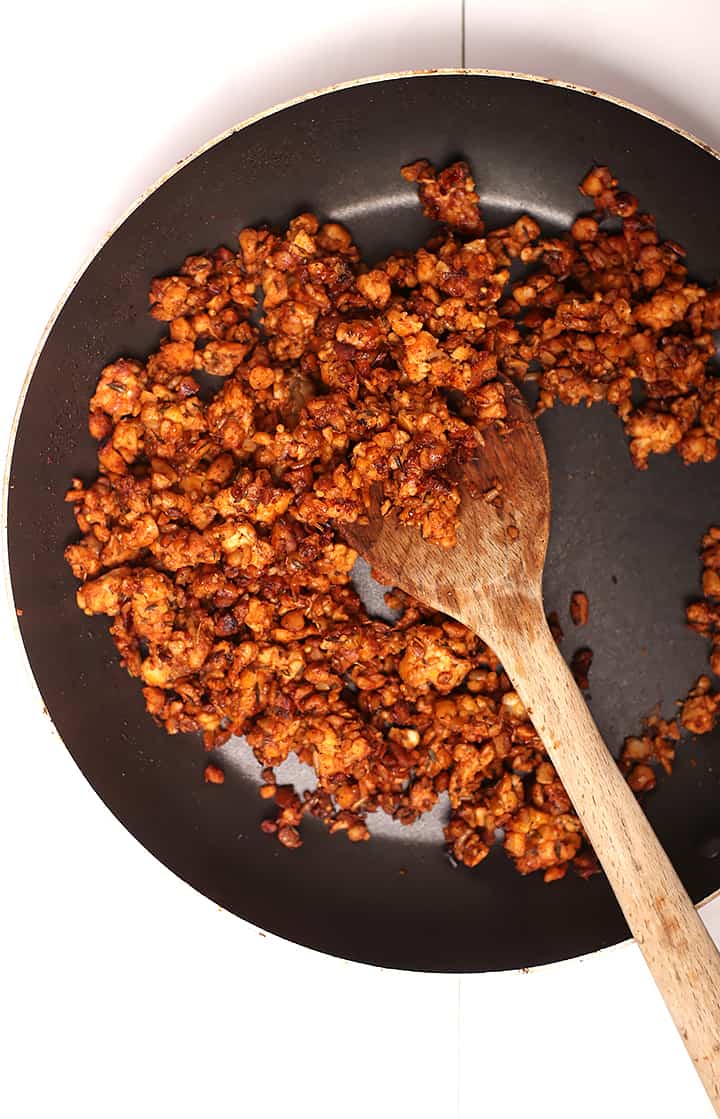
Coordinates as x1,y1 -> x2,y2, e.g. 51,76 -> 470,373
343,379 -> 720,1111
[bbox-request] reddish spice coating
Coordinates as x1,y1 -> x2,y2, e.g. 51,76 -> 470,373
687,526 -> 720,676
65,160 -> 720,882
620,713 -> 681,784
204,763 -> 225,784
502,165 -> 720,472
616,521 -> 720,798
681,676 -> 720,735
547,610 -> 564,645
570,648 -> 593,691
570,591 -> 589,626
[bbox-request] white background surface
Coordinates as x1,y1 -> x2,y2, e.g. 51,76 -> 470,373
3,2 -> 720,1116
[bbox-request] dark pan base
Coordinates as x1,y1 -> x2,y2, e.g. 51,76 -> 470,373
8,73 -> 720,971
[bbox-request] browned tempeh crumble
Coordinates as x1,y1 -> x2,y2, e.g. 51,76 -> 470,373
65,160 -> 720,881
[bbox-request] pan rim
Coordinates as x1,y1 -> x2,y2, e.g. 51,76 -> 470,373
4,68 -> 720,970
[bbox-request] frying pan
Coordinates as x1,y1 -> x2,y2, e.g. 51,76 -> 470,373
7,71 -> 720,972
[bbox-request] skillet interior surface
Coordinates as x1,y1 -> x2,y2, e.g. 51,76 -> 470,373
7,72 -> 720,971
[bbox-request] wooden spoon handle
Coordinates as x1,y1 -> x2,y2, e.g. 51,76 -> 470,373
493,610 -> 720,1111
